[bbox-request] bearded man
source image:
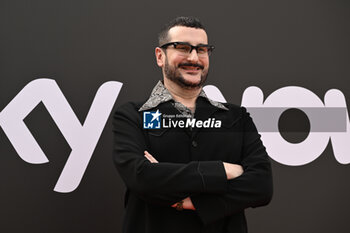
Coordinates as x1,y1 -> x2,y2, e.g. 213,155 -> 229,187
113,16 -> 273,233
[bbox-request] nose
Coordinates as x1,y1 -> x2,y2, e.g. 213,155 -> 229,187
187,49 -> 199,62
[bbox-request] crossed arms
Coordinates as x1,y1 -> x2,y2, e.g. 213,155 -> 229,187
144,150 -> 244,210
113,103 -> 273,224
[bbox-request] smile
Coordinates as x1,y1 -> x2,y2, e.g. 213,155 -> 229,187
180,66 -> 202,72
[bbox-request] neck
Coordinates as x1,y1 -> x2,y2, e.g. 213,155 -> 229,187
163,78 -> 201,110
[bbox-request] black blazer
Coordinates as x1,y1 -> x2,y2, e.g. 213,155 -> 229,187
113,96 -> 273,233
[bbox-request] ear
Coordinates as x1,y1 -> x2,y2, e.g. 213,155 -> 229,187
155,47 -> 165,67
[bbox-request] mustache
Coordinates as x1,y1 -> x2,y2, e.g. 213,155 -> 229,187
178,63 -> 204,70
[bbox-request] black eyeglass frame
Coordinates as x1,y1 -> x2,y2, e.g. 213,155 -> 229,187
159,42 -> 215,56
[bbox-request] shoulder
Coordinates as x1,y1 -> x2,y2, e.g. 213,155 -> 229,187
115,101 -> 144,112
112,101 -> 149,132
113,100 -> 147,120
221,102 -> 249,118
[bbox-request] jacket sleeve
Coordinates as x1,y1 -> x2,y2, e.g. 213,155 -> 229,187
191,107 -> 273,225
113,102 -> 228,206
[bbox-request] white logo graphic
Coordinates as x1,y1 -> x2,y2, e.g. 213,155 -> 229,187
1,81 -> 348,193
204,85 -> 350,166
162,118 -> 222,128
143,110 -> 162,129
0,79 -> 122,193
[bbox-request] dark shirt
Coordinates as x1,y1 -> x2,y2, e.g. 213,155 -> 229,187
113,82 -> 273,233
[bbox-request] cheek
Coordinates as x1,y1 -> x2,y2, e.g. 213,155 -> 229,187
167,52 -> 181,63
201,59 -> 209,68
172,57 -> 185,66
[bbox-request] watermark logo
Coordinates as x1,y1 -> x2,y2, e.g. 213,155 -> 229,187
143,110 -> 161,129
143,110 -> 222,129
163,117 -> 222,128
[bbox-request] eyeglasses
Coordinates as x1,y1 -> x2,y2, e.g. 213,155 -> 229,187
160,42 -> 214,57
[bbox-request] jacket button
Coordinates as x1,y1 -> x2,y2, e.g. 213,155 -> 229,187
192,140 -> 197,147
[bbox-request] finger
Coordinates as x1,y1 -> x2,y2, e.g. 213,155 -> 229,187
144,151 -> 159,163
144,153 -> 158,163
144,154 -> 153,162
144,153 -> 154,162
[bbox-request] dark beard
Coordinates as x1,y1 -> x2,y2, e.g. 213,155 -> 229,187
164,58 -> 208,89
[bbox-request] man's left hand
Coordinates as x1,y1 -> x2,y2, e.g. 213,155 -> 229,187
144,151 -> 196,211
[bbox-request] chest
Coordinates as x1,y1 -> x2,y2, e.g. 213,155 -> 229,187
144,117 -> 244,164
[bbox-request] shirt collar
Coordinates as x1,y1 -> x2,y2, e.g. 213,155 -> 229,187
138,80 -> 228,112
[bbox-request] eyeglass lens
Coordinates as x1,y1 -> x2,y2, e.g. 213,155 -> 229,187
174,44 -> 211,56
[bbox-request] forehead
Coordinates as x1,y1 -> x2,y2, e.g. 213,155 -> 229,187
167,26 -> 208,45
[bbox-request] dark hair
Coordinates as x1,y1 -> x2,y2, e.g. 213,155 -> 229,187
158,16 -> 206,46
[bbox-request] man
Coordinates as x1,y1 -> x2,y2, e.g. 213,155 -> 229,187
113,16 -> 273,233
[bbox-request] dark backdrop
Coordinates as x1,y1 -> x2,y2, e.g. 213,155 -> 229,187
1,0 -> 349,232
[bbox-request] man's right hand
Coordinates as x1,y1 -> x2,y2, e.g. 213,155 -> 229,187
223,162 -> 243,180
